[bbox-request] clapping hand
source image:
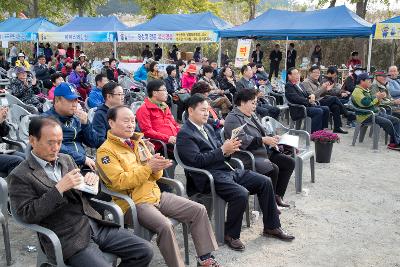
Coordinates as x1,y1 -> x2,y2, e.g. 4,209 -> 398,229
221,137 -> 241,156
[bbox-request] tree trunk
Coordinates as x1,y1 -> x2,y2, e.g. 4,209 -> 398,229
329,0 -> 336,8
355,1 -> 368,66
355,0 -> 368,19
33,0 -> 39,17
248,0 -> 256,20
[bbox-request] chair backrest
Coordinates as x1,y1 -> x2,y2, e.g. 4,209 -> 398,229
18,114 -> 40,144
42,99 -> 53,113
261,116 -> 290,136
87,107 -> 98,123
130,101 -> 143,114
5,93 -> 38,114
182,111 -> 187,123
9,104 -> 31,125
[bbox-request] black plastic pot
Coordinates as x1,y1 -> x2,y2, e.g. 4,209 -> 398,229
315,141 -> 334,163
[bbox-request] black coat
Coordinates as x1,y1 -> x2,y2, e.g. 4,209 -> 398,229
106,68 -> 124,82
285,82 -> 311,121
269,50 -> 282,66
286,49 -> 297,68
176,120 -> 231,196
9,153 -> 118,262
251,50 -> 264,63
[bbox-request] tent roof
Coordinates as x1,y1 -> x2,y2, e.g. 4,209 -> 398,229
0,17 -> 58,33
57,16 -> 128,32
381,16 -> 400,23
220,5 -> 373,40
128,12 -> 231,32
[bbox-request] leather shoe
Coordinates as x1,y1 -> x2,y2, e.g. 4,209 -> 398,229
263,228 -> 295,241
333,128 -> 348,134
224,235 -> 245,251
275,195 -> 290,208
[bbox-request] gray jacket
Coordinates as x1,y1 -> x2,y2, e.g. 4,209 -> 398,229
224,107 -> 273,174
8,153 -> 117,261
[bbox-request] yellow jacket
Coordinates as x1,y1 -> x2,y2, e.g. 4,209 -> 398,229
15,60 -> 31,70
96,131 -> 163,213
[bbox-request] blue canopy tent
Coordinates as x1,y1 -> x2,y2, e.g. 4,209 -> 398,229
39,16 -> 128,58
220,5 -> 373,69
0,17 -> 58,41
118,12 -> 231,64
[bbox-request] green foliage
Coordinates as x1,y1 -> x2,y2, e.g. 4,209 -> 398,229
133,0 -> 222,18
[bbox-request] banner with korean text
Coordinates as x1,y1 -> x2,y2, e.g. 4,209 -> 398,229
0,32 -> 37,41
39,32 -> 117,42
117,30 -> 218,43
234,39 -> 252,68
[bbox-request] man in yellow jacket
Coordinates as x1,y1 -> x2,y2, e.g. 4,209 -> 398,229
96,105 -> 220,267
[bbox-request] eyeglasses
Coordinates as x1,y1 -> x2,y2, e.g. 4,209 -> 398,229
110,93 -> 125,96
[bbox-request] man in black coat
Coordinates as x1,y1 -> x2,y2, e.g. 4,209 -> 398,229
284,67 -> 329,133
176,94 -> 294,252
9,116 -> 153,267
286,43 -> 297,69
268,44 -> 282,81
251,43 -> 264,64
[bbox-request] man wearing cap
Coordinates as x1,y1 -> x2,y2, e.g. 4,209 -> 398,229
388,66 -> 400,100
44,82 -> 103,169
101,58 -> 110,76
134,58 -> 153,84
352,73 -> 400,150
10,67 -> 45,113
33,55 -> 54,89
370,71 -> 400,119
61,57 -> 73,78
15,53 -> 31,71
87,74 -> 108,109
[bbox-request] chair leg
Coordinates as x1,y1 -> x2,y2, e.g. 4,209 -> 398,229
295,157 -> 303,193
352,124 -> 361,146
310,156 -> 315,183
182,223 -> 189,265
245,198 -> 250,228
369,125 -> 373,138
372,123 -> 380,150
385,132 -> 389,145
305,117 -> 312,134
2,223 -> 12,266
214,197 -> 226,246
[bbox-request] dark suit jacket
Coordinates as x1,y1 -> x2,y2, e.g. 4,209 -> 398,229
8,153 -> 117,261
176,120 -> 230,196
251,50 -> 264,63
285,82 -> 311,121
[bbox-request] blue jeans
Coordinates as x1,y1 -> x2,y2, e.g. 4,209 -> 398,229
363,112 -> 400,144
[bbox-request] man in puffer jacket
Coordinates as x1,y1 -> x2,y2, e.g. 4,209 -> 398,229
44,82 -> 102,170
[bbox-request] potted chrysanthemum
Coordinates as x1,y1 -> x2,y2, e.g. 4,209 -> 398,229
311,130 -> 340,163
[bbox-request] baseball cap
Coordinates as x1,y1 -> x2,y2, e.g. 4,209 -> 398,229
144,58 -> 154,64
374,71 -> 388,77
17,52 -> 25,57
54,82 -> 80,100
356,72 -> 373,83
102,57 -> 109,63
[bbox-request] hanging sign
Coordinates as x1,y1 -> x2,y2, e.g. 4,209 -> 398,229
374,23 -> 400,39
234,39 -> 252,68
117,30 -> 218,43
39,32 -> 117,42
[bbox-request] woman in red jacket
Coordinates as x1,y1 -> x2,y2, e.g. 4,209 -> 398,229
181,64 -> 197,92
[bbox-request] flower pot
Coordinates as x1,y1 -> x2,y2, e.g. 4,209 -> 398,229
314,141 -> 334,163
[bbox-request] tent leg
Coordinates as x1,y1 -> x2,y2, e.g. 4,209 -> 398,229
36,37 -> 39,58
113,41 -> 117,59
217,38 -> 222,67
367,34 -> 372,72
73,42 -> 76,60
284,36 -> 289,70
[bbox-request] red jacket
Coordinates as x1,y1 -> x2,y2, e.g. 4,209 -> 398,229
136,98 -> 180,151
181,72 -> 197,91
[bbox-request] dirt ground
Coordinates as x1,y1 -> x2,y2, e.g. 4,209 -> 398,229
1,128 -> 400,267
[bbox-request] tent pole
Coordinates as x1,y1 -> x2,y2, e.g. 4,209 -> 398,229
284,36 -> 289,70
367,34 -> 372,72
113,40 -> 117,59
217,38 -> 222,67
73,43 -> 76,60
36,37 -> 39,59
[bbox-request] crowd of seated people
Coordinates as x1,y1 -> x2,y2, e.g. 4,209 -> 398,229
4,46 -> 400,267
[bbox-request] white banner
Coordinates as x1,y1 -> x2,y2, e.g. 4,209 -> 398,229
39,32 -> 116,42
117,30 -> 219,43
234,39 -> 252,68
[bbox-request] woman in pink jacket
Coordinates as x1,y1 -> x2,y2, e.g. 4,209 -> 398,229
181,64 -> 197,92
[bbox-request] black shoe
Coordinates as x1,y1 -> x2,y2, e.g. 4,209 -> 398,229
333,128 -> 348,134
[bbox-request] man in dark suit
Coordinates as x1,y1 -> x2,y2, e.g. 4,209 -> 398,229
285,67 -> 329,133
286,43 -> 297,69
251,43 -> 264,64
8,116 -> 153,267
268,44 -> 282,81
176,94 -> 294,252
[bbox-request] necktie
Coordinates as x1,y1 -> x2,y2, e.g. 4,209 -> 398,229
125,140 -> 134,150
199,127 -> 208,140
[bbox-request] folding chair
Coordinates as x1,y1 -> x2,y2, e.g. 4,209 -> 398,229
0,177 -> 12,266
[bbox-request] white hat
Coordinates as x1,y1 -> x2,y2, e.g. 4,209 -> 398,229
79,53 -> 87,58
102,57 -> 109,63
18,53 -> 25,57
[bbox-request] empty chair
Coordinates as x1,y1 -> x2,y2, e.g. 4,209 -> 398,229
261,116 -> 315,193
